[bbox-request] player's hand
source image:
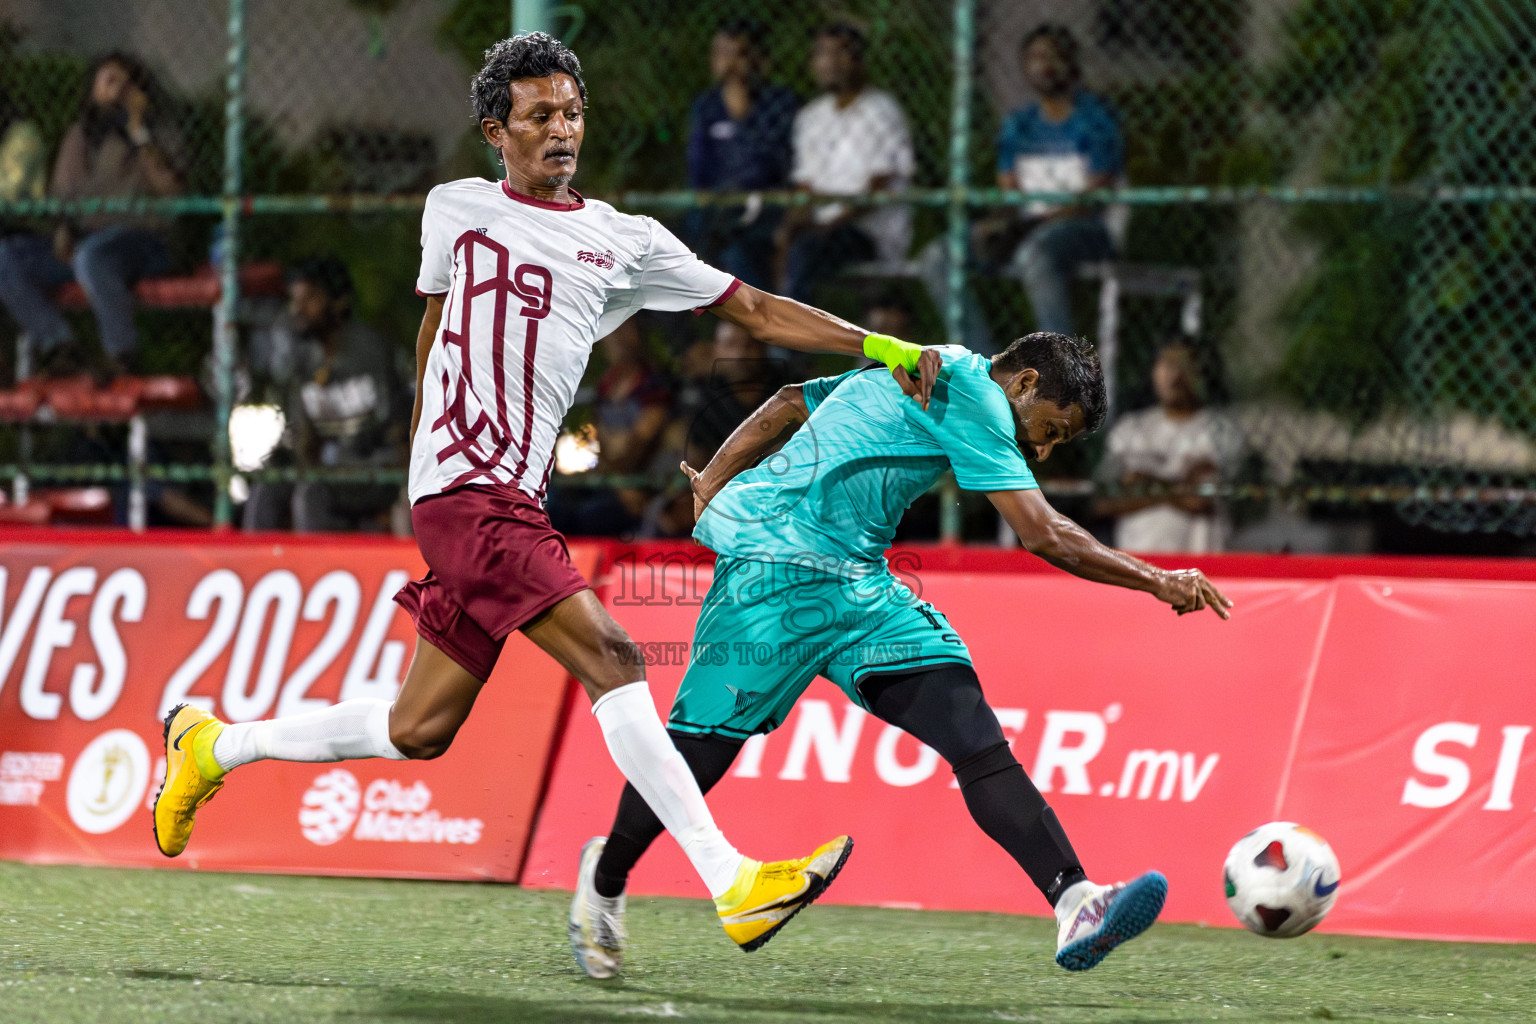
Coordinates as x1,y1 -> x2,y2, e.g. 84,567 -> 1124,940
1152,568 -> 1233,620
892,348 -> 942,410
124,85 -> 150,126
681,461 -> 710,523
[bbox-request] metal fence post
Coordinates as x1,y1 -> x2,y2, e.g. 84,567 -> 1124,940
514,0 -> 549,35
937,0 -> 976,544
945,0 -> 976,349
212,0 -> 247,528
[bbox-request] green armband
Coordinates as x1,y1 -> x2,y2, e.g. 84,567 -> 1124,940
863,333 -> 922,373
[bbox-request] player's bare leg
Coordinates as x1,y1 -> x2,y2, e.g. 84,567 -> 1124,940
385,639 -> 488,758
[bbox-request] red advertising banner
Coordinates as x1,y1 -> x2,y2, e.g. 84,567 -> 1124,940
1277,578 -> 1536,942
8,528 -> 1535,943
521,553 -> 1334,927
0,530 -> 587,881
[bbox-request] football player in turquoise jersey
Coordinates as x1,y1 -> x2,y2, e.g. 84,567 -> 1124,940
568,332 -> 1231,978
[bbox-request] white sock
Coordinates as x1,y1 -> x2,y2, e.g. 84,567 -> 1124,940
212,698 -> 406,771
1055,880 -> 1095,925
588,889 -> 625,917
591,682 -> 744,899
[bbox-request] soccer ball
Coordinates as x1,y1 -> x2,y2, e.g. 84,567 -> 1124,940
1223,821 -> 1340,938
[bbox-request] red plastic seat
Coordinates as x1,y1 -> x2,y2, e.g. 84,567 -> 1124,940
0,374 -> 202,421
46,383 -> 141,420
0,387 -> 42,421
53,261 -> 287,310
0,497 -> 53,524
42,487 -> 114,523
130,374 -> 202,411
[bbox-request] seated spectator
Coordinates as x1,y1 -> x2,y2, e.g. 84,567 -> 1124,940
780,22 -> 914,302
549,317 -> 671,537
0,85 -> 46,218
242,256 -> 405,533
1092,341 -> 1243,552
0,53 -> 184,381
684,18 -> 798,289
991,23 -> 1123,336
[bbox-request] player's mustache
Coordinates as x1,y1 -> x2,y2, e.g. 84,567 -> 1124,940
544,145 -> 576,158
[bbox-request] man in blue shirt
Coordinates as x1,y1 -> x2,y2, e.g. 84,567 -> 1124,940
992,23 -> 1124,335
569,332 -> 1231,978
684,19 -> 799,289
916,24 -> 1123,350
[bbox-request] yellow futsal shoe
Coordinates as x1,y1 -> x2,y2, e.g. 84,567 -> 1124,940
152,703 -> 228,857
714,835 -> 853,952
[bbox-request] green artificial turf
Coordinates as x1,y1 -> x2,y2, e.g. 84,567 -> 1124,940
1,862 -> 1531,1023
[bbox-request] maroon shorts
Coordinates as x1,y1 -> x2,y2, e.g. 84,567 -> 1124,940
394,483 -> 590,680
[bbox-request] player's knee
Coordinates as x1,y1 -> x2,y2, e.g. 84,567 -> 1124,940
596,623 -> 645,675
389,720 -> 456,760
952,741 -> 1020,788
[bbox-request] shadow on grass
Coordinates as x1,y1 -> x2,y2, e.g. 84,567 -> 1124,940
349,987 -> 1132,1024
120,967 -> 356,990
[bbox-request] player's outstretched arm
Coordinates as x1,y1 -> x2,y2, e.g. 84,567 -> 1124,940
988,487 -> 1233,619
409,295 -> 445,446
713,283 -> 940,409
683,384 -> 809,521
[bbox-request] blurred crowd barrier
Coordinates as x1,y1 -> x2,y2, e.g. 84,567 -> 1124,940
0,0 -> 1533,545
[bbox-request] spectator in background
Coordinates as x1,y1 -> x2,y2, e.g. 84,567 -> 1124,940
243,256 -> 405,533
685,18 -> 798,289
863,286 -> 919,347
682,319 -> 790,469
0,85 -> 46,220
0,53 -> 184,381
979,24 -> 1123,337
780,22 -> 914,302
549,317 -> 671,537
645,319 -> 790,538
1092,341 -> 1243,553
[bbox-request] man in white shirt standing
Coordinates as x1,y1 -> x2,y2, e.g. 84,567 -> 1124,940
1093,342 -> 1244,552
153,32 -> 940,969
780,22 -> 915,302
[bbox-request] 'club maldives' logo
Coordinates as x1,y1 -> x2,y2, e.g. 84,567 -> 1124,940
298,769 -> 484,847
300,768 -> 362,845
576,249 -> 615,269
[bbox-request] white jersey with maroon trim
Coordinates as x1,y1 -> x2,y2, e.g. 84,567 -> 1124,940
410,177 -> 737,505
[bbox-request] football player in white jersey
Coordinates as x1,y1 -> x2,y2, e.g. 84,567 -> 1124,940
154,32 -> 939,963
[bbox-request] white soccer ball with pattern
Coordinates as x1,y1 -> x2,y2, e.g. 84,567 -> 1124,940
1223,821 -> 1340,938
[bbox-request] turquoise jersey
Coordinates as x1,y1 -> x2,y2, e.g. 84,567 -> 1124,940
695,346 -> 1037,576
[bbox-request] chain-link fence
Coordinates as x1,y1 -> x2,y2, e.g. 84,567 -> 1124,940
0,0 -> 1533,547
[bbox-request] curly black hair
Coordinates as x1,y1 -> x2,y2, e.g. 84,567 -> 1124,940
993,332 -> 1108,433
470,32 -> 586,125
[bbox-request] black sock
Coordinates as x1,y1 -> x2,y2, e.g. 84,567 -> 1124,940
953,743 -> 1086,906
592,730 -> 744,899
865,665 -> 1086,907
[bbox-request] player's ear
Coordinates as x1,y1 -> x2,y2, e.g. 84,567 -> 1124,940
1011,367 -> 1040,399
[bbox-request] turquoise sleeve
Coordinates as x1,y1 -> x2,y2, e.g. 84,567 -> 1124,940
800,368 -> 865,415
924,366 -> 1039,492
